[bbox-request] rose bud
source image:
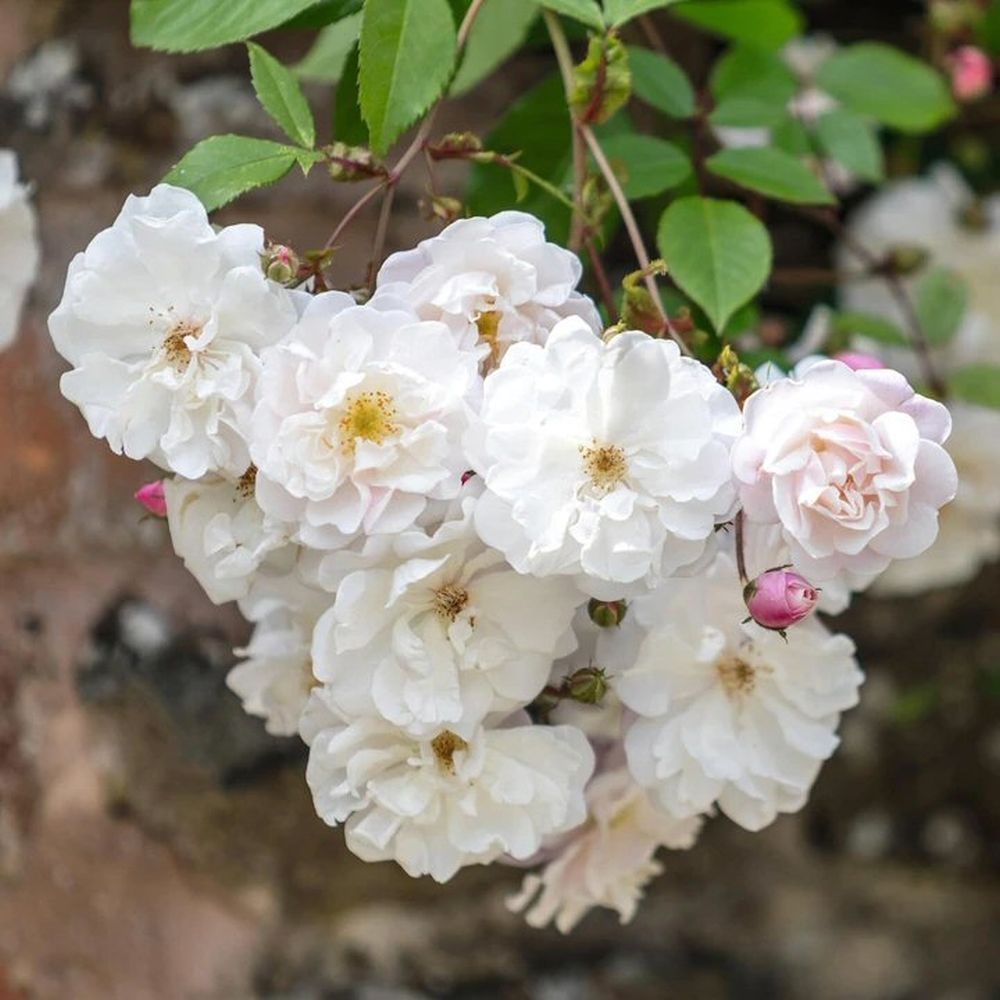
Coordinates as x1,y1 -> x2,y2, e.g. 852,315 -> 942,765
566,666 -> 609,705
260,244 -> 300,284
587,598 -> 627,628
834,350 -> 884,371
134,480 -> 167,518
743,569 -> 819,632
950,46 -> 993,102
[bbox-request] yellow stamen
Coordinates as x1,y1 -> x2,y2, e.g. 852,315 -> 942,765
339,390 -> 399,453
431,730 -> 468,775
717,656 -> 756,697
433,583 -> 469,622
580,442 -> 628,493
162,320 -> 201,369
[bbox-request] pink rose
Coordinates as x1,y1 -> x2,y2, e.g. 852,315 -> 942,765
950,46 -> 993,102
744,568 -> 818,631
134,480 -> 167,517
732,360 -> 957,582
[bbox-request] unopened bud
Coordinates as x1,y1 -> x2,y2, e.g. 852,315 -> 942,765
713,345 -> 759,406
135,480 -> 167,518
949,46 -> 993,101
834,350 -> 884,371
570,33 -> 631,126
423,193 -> 464,224
620,261 -> 668,336
884,244 -> 929,277
326,142 -> 384,182
743,569 -> 819,632
429,132 -> 483,158
261,243 -> 300,284
461,469 -> 477,486
588,598 -> 627,628
566,666 -> 609,705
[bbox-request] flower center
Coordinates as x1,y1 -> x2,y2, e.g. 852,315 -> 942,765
162,320 -> 201,369
580,442 -> 628,493
476,309 -> 503,368
431,730 -> 468,775
433,583 -> 469,622
717,656 -> 756,697
236,464 -> 257,500
339,390 -> 398,453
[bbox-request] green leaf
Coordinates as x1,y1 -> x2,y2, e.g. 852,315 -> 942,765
832,311 -> 908,347
334,45 -> 368,145
628,46 -> 695,118
978,0 -> 1000,57
710,45 -> 797,104
570,33 -> 632,126
247,43 -> 316,148
657,196 -> 773,332
534,0 -> 605,28
163,135 -> 322,211
706,147 -> 834,205
604,0 -> 682,27
359,0 -> 457,155
451,0 -> 538,96
281,0 -> 362,29
816,43 -> 956,134
949,365 -> 1000,409
600,134 -> 691,198
709,97 -> 787,128
914,269 -> 968,346
672,0 -> 803,49
814,108 -> 884,182
770,114 -> 811,156
294,13 -> 363,84
131,0 -> 321,52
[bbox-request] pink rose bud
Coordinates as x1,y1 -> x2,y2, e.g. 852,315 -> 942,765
743,569 -> 819,632
950,46 -> 993,101
134,480 -> 167,518
834,351 -> 884,371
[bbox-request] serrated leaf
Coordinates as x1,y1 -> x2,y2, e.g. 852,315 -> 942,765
710,45 -> 797,104
359,0 -> 457,155
335,46 -> 368,145
672,0 -> 803,49
295,13 -> 362,84
131,0 -> 320,52
814,108 -> 884,182
709,97 -> 788,128
604,0 -> 682,27
164,135 -> 322,211
657,196 -> 773,332
832,311 -> 908,347
534,0 -> 605,28
248,43 -> 316,148
600,134 -> 691,198
915,269 -> 968,346
707,147 -> 835,205
452,0 -> 538,96
816,43 -> 956,134
949,365 -> 1000,409
627,46 -> 695,118
282,0 -> 362,29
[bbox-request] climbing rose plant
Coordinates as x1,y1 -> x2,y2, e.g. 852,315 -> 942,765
46,0 -> 1000,931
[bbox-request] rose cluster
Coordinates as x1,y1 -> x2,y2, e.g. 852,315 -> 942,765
49,185 -> 957,931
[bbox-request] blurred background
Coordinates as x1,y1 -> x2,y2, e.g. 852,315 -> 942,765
1,0 -> 999,996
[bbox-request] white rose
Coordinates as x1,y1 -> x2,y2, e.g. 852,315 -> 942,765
618,552 -> 863,831
49,184 -> 299,478
0,150 -> 40,350
509,767 -> 701,933
874,402 -> 1000,594
300,692 -> 594,883
471,319 -> 742,597
375,211 -> 601,369
249,292 -> 480,550
733,358 -> 957,582
310,495 -> 582,738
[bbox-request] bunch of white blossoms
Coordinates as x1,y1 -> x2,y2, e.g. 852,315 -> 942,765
50,184 -> 958,931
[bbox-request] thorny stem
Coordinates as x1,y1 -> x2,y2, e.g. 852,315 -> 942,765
544,9 -> 690,353
543,9 -> 588,252
322,0 -> 490,262
734,509 -> 749,586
